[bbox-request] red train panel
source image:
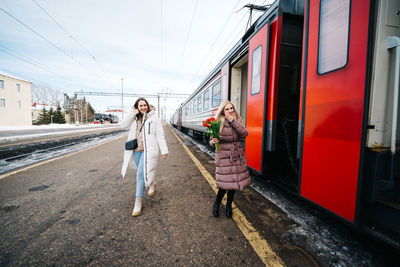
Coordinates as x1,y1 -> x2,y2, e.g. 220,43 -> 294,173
266,17 -> 282,151
300,0 -> 370,222
245,23 -> 269,173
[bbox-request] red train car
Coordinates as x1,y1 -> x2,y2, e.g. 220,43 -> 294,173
174,0 -> 400,247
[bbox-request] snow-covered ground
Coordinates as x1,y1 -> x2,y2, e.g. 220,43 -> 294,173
0,131 -> 125,175
0,123 -> 121,143
0,123 -> 126,174
0,123 -> 120,131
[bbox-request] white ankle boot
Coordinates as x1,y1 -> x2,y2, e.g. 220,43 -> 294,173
132,198 -> 142,216
148,182 -> 157,196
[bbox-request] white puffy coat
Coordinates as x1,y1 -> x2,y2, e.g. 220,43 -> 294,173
120,109 -> 168,186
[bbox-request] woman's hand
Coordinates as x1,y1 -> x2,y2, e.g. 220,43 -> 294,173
211,138 -> 219,144
225,113 -> 235,122
133,107 -> 139,115
162,154 -> 167,159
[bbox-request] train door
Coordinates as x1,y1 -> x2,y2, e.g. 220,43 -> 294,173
245,23 -> 269,174
262,14 -> 303,190
230,54 -> 248,125
299,0 -> 370,222
177,108 -> 182,130
360,0 -> 400,239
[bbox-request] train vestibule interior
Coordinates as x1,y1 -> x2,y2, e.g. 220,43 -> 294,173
230,54 -> 248,125
262,13 -> 303,192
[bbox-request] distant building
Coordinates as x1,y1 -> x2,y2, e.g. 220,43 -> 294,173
0,72 -> 32,126
31,102 -> 58,123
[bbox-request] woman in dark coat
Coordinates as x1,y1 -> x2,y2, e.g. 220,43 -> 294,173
210,100 -> 251,218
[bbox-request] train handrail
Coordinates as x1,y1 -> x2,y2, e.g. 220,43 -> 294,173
385,36 -> 400,190
387,36 -> 400,155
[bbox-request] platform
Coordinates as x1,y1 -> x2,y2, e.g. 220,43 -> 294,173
0,125 -> 379,266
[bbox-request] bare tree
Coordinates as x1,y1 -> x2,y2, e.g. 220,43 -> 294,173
31,83 -> 62,105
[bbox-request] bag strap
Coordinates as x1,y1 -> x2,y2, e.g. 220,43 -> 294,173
134,116 -> 147,139
139,118 -> 146,132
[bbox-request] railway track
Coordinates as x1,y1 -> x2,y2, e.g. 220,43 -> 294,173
0,129 -> 125,174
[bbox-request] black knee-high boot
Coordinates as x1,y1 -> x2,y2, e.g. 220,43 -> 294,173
213,189 -> 226,217
225,190 -> 235,218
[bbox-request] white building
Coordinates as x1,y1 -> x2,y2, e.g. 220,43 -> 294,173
0,72 -> 32,126
31,102 -> 58,123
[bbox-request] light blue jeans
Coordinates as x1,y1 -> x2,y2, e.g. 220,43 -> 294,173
133,151 -> 145,198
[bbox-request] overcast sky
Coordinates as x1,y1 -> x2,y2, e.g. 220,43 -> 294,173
0,0 -> 273,116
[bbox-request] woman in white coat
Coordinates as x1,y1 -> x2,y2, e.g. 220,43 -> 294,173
121,97 -> 168,216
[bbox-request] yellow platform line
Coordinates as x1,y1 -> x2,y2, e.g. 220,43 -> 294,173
170,128 -> 284,267
0,137 -> 122,180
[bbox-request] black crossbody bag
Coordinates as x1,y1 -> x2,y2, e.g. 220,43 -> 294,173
125,119 -> 146,150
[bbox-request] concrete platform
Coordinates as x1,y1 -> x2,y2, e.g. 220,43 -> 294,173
0,125 -> 321,266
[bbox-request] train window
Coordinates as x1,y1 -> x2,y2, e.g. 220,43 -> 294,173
0,80 -> 4,89
203,89 -> 210,110
198,94 -> 203,112
212,82 -> 221,107
221,74 -> 227,101
251,45 -> 262,95
0,99 -> 6,107
317,0 -> 350,74
193,100 -> 196,114
16,84 -> 20,92
17,101 -> 22,109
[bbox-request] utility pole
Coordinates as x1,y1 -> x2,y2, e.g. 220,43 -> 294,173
121,78 -> 124,120
74,94 -> 78,125
80,99 -> 83,125
157,96 -> 160,118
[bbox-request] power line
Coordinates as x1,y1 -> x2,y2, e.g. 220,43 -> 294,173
0,45 -> 74,82
175,0 -> 199,78
190,0 -> 242,82
0,67 -> 49,86
198,4 -> 266,83
191,0 -> 265,84
0,6 -> 116,89
30,0 -> 119,88
74,91 -> 190,98
194,11 -> 248,84
0,45 -> 118,97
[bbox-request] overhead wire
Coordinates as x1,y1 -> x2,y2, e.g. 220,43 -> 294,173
0,45 -> 74,83
191,0 -> 265,84
193,11 -> 249,84
175,0 -> 199,79
190,0 -> 242,82
203,3 -> 266,78
0,6 -> 115,90
0,67 -> 53,86
30,0 -> 119,88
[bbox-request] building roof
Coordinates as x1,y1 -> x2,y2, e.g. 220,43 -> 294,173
0,70 -> 32,84
105,109 -> 123,112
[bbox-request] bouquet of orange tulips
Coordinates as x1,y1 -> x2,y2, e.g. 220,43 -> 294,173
202,117 -> 221,151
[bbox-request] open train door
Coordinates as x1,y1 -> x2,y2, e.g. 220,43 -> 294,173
299,0 -> 370,222
245,23 -> 269,174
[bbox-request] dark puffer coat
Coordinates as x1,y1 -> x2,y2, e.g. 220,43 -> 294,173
211,119 -> 251,191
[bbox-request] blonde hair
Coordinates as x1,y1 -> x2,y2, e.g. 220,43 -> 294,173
215,100 -> 243,133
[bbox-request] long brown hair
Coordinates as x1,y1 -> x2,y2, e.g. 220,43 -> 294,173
134,97 -> 150,120
215,100 -> 243,133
